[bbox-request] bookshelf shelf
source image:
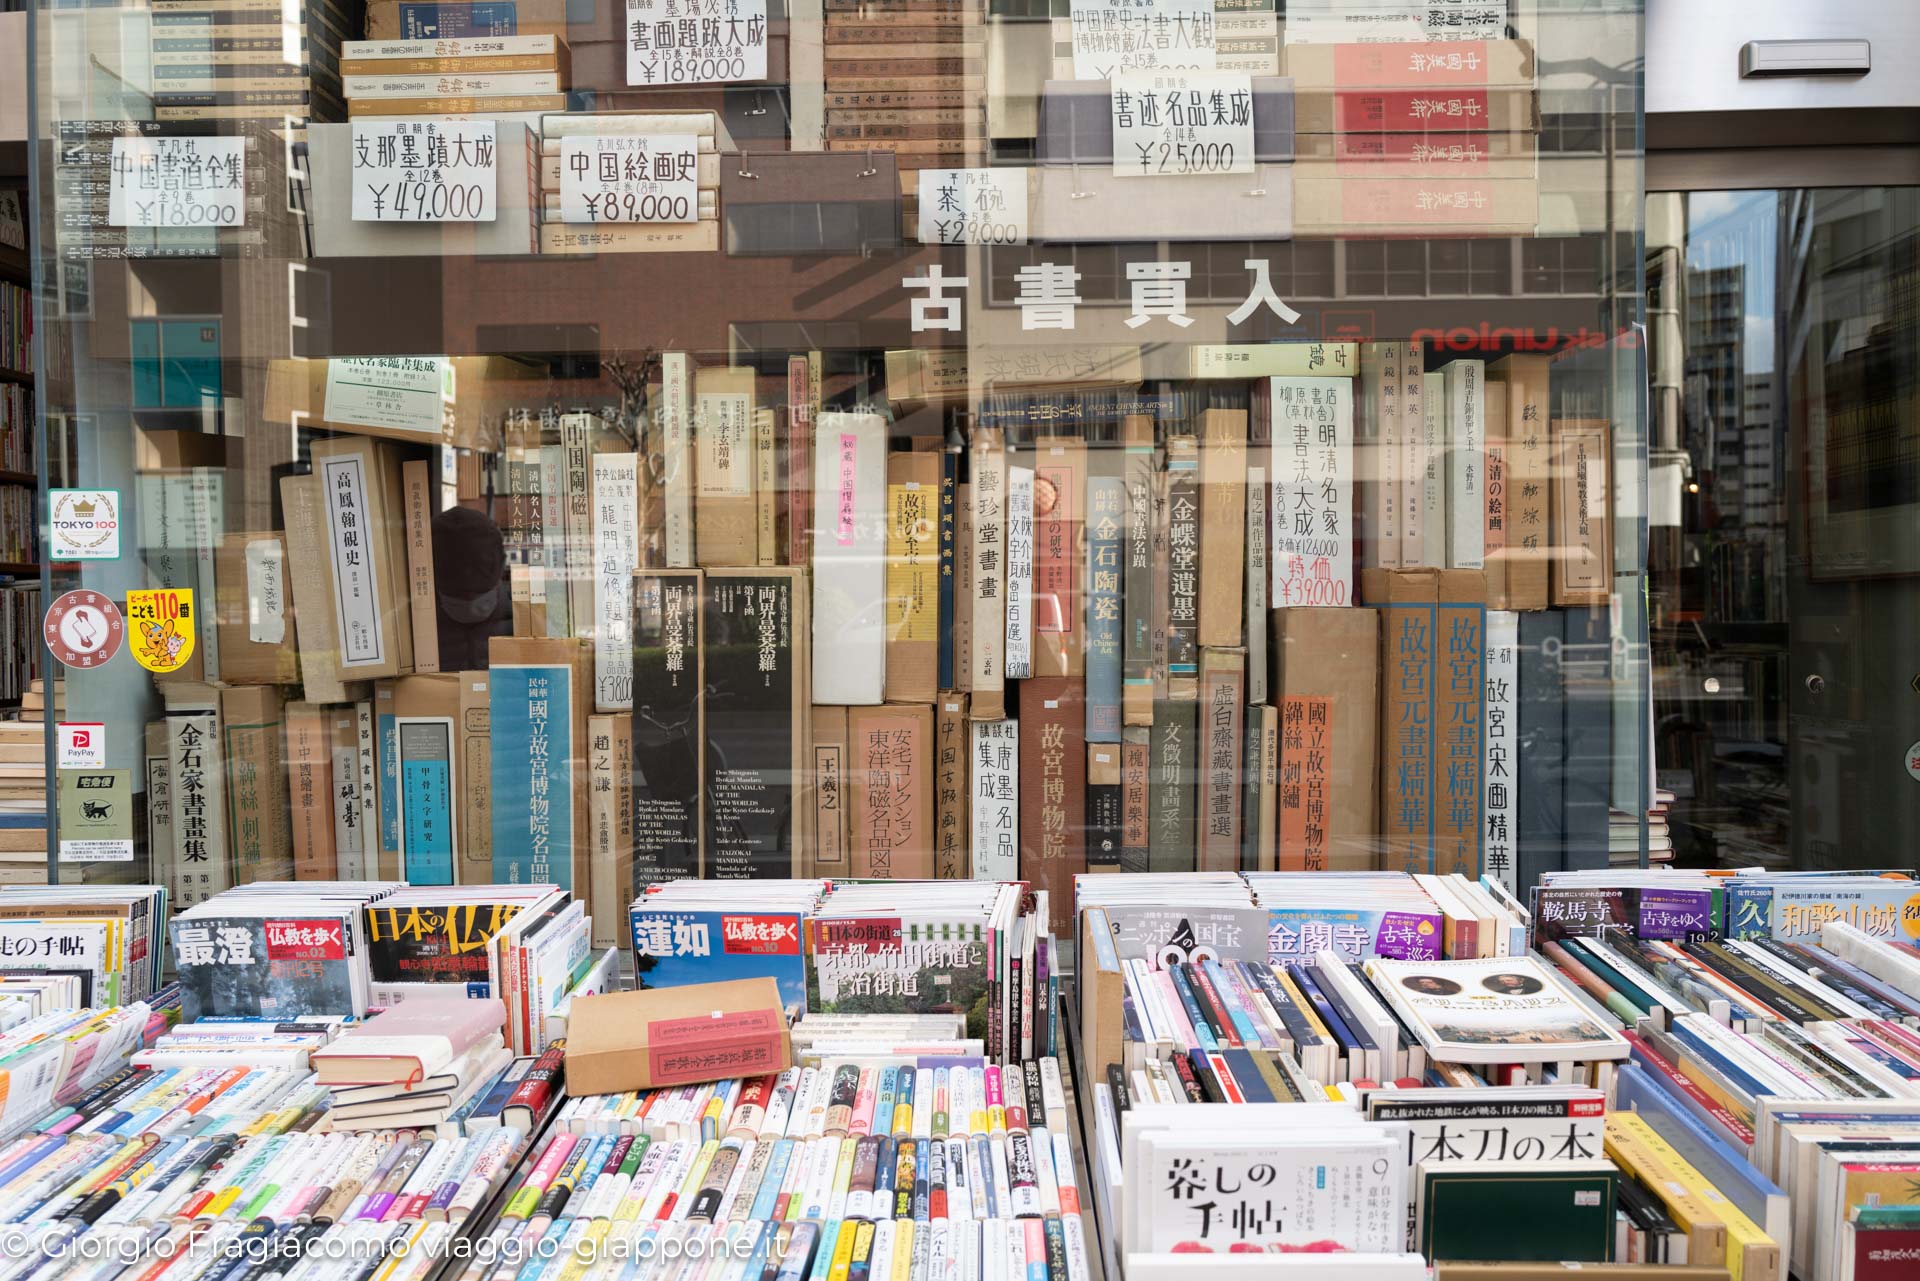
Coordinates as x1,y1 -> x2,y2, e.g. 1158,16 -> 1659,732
0,369 -> 29,387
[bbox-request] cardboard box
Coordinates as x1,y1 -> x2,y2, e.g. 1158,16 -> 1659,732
1360,569 -> 1486,879
564,978 -> 791,1096
1269,607 -> 1380,871
848,703 -> 934,879
213,532 -> 300,686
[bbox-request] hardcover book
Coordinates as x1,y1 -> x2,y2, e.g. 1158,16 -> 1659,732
1085,460 -> 1125,743
1148,698 -> 1198,875
1121,414 -> 1156,726
1164,435 -> 1200,698
812,410 -> 888,705
220,685 -> 291,885
631,569 -> 704,884
970,718 -> 1018,880
1032,437 -> 1085,678
1198,405 -> 1247,647
1416,1159 -> 1618,1263
1197,649 -> 1246,875
848,702 -> 934,879
695,366 -> 760,567
1269,607 -> 1380,871
1364,955 -> 1631,1064
488,636 -> 589,891
969,428 -> 1008,719
1444,358 -> 1486,570
703,568 -> 808,879
1487,354 -> 1551,609
809,705 -> 850,878
1019,677 -> 1087,934
934,694 -> 970,879
884,450 -> 941,704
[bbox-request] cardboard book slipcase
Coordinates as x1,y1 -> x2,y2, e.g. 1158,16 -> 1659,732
564,978 -> 791,1096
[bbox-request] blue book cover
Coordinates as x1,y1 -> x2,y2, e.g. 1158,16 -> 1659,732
1726,878 -> 1920,943
1084,470 -> 1124,743
630,906 -> 808,1010
490,662 -> 575,889
397,2 -> 525,38
378,707 -> 401,868
1615,1063 -> 1788,1244
398,719 -> 456,886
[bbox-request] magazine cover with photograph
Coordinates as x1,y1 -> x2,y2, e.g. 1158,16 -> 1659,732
1364,955 -> 1631,1064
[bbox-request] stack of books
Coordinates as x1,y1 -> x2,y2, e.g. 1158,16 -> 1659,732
464,1045 -> 1094,1281
627,878 -> 1056,1065
1282,36 -> 1543,236
0,1001 -> 156,1143
0,884 -> 170,1006
148,0 -> 349,124
537,112 -> 727,256
311,996 -> 517,1132
131,1013 -> 346,1070
821,0 -> 987,221
167,880 -> 404,1022
341,33 -> 572,120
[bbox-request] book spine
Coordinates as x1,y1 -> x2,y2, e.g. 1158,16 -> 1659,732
786,355 -> 816,570
1549,420 -> 1614,606
809,706 -> 850,879
489,649 -> 583,890
1420,372 -> 1447,569
1515,609 -> 1566,890
968,429 -> 1007,720
1197,407 -> 1246,647
938,450 -> 958,692
1120,416 -> 1156,727
1163,436 -> 1199,697
1502,356 -> 1551,608
1243,463 -> 1268,704
1147,699 -> 1197,875
1018,678 -> 1086,934
1032,439 -> 1085,679
1197,649 -> 1246,874
1436,591 -> 1486,880
1118,727 -> 1151,875
592,453 -> 641,712
933,695 -> 970,879
401,459 -> 441,674
1444,359 -> 1486,569
1084,466 -> 1123,743
1004,462 -> 1034,681
284,704 -> 334,881
662,353 -> 694,569
953,481 -> 974,693
331,713 -> 364,881
812,411 -> 888,705
756,408 -> 779,565
969,718 -> 1018,880
458,673 -> 491,886
167,707 -> 230,911
702,570 -> 805,879
849,704 -> 935,879
1086,744 -> 1122,872
539,443 -> 568,637
1399,342 -> 1426,568
883,451 -> 941,705
145,723 -> 175,891
1482,378 -> 1509,607
396,714 -> 457,887
1482,610 -> 1519,893
694,373 -> 759,569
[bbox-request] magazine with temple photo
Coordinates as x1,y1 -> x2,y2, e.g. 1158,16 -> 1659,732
1362,955 -> 1631,1065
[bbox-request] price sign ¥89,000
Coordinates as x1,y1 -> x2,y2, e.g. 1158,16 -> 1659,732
350,121 -> 498,222
1111,72 -> 1255,178
107,137 -> 247,228
560,136 -> 700,223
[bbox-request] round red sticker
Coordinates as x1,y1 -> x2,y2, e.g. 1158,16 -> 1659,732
43,589 -> 125,669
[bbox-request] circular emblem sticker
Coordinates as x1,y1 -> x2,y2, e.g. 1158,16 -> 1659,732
43,590 -> 125,669
126,588 -> 198,675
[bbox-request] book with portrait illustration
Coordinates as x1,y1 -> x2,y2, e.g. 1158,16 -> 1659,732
1362,955 -> 1631,1064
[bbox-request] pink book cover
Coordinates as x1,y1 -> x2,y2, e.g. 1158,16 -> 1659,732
311,997 -> 506,1084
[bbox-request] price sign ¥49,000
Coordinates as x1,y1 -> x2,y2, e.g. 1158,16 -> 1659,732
350,121 -> 498,222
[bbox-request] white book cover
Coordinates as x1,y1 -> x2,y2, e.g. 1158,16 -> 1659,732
342,72 -> 563,98
1482,610 -> 1519,893
1364,955 -> 1631,1064
970,719 -> 1019,881
662,352 -> 694,569
1399,342 -> 1426,567
1269,376 -> 1354,608
1444,359 -> 1485,569
1420,371 -> 1447,569
1005,465 -> 1035,680
167,709 -> 229,911
811,410 -> 887,704
591,453 -> 640,711
332,743 -> 366,880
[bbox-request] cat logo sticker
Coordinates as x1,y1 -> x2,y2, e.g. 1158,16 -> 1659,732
125,588 -> 196,675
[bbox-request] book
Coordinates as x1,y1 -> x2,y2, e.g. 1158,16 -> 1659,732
1032,438 -> 1085,679
1270,607 -> 1379,871
311,996 -> 506,1085
587,714 -> 633,950
1549,419 -> 1614,607
848,703 -> 934,879
883,450 -> 941,704
702,568 -> 808,879
812,411 -> 888,705
809,705 -> 851,879
1417,1158 -> 1618,1263
309,435 -> 413,680
1197,649 -> 1246,875
631,569 -> 704,884
969,428 -> 1008,719
1363,955 -> 1631,1065
1444,359 -> 1486,570
488,636 -> 589,891
1198,404 -> 1247,646
1085,456 -> 1124,742
1486,354 -> 1551,609
971,718 -> 1019,880
1020,678 -> 1087,935
1147,699 -> 1199,875
364,886 -> 558,1005
695,366 -> 760,567
933,694 -> 970,879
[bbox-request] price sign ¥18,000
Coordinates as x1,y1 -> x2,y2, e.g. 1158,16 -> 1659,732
559,136 -> 701,224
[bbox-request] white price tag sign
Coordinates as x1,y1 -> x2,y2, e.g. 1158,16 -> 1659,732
626,0 -> 769,85
107,137 -> 246,228
560,135 -> 700,223
1069,0 -> 1216,81
1111,72 -> 1254,178
350,120 -> 497,222
917,169 -> 1028,245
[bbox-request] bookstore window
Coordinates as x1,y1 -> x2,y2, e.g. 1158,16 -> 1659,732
19,2 -> 1650,947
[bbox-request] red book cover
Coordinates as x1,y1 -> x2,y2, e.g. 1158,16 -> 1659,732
1854,1227 -> 1920,1281
1621,1030 -> 1756,1146
504,1041 -> 566,1126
